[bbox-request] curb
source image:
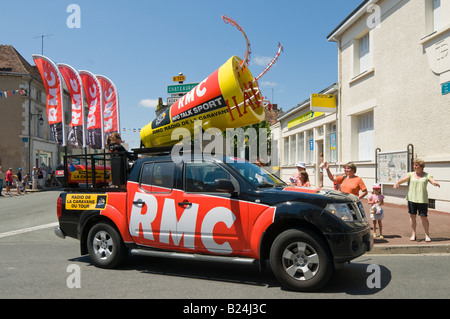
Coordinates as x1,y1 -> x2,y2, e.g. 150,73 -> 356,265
368,244 -> 450,255
0,187 -> 62,195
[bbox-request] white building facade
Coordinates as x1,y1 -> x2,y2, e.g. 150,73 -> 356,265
271,84 -> 339,188
273,0 -> 450,212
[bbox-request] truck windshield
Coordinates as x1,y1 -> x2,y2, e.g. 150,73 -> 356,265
225,159 -> 287,188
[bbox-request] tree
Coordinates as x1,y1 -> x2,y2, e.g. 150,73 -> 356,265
224,120 -> 271,164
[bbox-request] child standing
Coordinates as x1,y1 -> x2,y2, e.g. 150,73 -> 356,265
368,184 -> 385,238
298,171 -> 310,187
290,171 -> 310,187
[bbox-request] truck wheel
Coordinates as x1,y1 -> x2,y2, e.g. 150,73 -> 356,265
270,228 -> 332,292
87,222 -> 127,269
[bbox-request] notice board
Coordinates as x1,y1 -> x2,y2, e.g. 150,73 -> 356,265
377,150 -> 409,184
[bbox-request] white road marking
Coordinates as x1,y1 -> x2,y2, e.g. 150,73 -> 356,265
0,222 -> 58,238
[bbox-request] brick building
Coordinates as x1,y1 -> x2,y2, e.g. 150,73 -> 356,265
0,45 -> 60,175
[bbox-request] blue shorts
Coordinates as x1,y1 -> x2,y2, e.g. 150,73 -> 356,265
5,181 -> 12,186
408,201 -> 428,217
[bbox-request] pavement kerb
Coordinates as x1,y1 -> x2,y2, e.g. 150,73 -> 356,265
1,186 -> 61,194
368,244 -> 450,255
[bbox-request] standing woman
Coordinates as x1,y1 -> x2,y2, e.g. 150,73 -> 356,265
394,159 -> 440,242
324,162 -> 368,200
106,132 -> 127,153
106,132 -> 134,161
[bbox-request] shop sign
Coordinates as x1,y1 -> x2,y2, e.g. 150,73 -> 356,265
287,111 -> 324,129
310,94 -> 336,112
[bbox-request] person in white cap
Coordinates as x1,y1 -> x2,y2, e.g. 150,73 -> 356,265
289,162 -> 306,186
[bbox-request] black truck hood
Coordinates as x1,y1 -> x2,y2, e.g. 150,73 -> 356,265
248,186 -> 358,207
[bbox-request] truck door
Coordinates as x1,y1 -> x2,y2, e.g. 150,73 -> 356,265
128,161 -> 178,250
178,161 -> 249,254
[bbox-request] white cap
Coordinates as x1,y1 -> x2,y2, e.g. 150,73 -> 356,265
297,162 -> 306,169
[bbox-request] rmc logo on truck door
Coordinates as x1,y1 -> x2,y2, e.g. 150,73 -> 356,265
129,192 -> 237,254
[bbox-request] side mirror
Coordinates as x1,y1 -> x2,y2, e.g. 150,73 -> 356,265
214,179 -> 235,193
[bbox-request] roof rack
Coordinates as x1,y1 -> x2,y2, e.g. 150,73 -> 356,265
131,146 -> 174,156
131,140 -> 203,156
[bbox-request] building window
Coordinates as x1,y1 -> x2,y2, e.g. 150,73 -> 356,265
358,111 -> 374,161
433,0 -> 441,31
307,130 -> 314,164
36,90 -> 42,103
328,123 -> 337,163
359,33 -> 370,73
425,0 -> 443,34
290,135 -> 297,165
297,132 -> 305,163
318,126 -> 324,137
353,32 -> 371,77
283,137 -> 289,165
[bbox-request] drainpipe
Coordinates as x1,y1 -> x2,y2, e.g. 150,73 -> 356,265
28,78 -> 33,174
337,38 -> 343,166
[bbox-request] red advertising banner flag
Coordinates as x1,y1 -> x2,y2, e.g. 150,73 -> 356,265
79,70 -> 103,149
32,55 -> 66,146
96,75 -> 120,140
58,63 -> 85,148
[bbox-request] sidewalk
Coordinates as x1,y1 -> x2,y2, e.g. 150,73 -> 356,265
363,202 -> 450,254
0,185 -> 60,196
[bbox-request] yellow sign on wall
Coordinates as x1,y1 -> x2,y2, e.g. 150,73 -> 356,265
310,94 -> 336,113
288,111 -> 324,129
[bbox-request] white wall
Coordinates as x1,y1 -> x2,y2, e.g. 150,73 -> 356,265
336,0 -> 450,212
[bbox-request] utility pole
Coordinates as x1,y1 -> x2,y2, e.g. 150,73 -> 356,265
34,34 -> 53,55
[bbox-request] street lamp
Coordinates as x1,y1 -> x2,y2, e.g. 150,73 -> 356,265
31,112 -> 44,126
28,112 -> 44,175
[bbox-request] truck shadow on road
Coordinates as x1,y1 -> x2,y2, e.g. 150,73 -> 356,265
126,255 -> 275,289
324,260 -> 392,295
76,254 -> 390,295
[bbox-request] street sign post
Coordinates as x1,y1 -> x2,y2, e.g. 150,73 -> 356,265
173,75 -> 186,82
167,83 -> 199,94
167,96 -> 181,105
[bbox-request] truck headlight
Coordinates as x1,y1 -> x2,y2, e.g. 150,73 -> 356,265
325,203 -> 354,222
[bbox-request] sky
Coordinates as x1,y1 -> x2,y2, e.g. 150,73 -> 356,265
1,0 -> 363,149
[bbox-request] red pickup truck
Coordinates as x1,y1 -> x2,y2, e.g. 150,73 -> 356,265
54,150 -> 372,291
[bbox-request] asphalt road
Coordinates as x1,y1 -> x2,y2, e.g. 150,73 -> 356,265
1,190 -> 449,301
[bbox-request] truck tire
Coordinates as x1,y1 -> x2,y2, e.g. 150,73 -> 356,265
87,222 -> 128,269
270,228 -> 332,292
